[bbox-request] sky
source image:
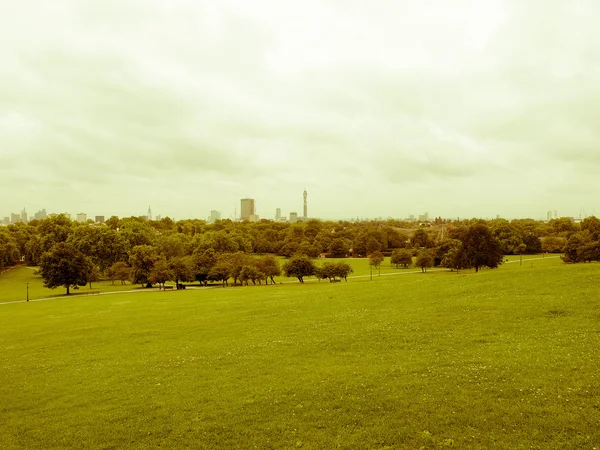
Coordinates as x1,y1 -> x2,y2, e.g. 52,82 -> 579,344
1,0 -> 599,221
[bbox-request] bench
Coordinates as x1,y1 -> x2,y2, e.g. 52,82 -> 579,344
163,285 -> 174,290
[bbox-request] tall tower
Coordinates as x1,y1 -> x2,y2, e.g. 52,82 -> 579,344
303,189 -> 307,219
240,198 -> 255,221
147,205 -> 152,221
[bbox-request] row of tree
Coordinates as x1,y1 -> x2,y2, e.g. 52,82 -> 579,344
1,214 -> 584,273
1,215 -> 599,294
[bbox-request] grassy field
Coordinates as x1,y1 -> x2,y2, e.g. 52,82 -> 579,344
1,256 -> 598,449
0,266 -> 142,304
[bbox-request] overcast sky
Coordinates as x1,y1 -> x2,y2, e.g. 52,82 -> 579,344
1,0 -> 599,221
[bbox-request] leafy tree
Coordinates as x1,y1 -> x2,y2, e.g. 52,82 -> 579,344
435,238 -> 463,270
170,256 -> 195,288
239,265 -> 265,285
107,261 -> 131,285
296,241 -> 320,258
411,229 -> 433,248
86,263 -> 101,289
581,216 -> 600,240
129,245 -> 160,287
208,260 -> 231,286
0,229 -> 20,269
318,261 -> 353,282
541,236 -> 566,253
255,254 -> 281,284
415,249 -> 434,273
369,251 -> 385,271
38,243 -> 90,295
328,238 -> 350,258
457,223 -> 503,272
283,255 -> 315,283
149,257 -> 173,289
390,249 -> 412,268
192,248 -> 218,283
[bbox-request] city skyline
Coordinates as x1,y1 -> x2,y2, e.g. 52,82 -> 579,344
2,1 -> 600,220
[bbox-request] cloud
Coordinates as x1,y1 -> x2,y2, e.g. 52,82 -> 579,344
1,0 -> 600,219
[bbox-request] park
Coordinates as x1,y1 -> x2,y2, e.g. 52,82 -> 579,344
1,254 -> 599,449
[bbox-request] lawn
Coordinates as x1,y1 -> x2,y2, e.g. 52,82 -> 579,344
1,257 -> 599,448
0,266 -> 142,304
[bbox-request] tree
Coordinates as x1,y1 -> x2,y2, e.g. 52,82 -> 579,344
415,249 -> 434,273
239,265 -> 265,285
390,249 -> 412,268
86,263 -> 100,289
255,254 -> 281,284
38,243 -> 90,295
107,261 -> 131,285
170,256 -> 195,288
457,223 -> 503,272
0,229 -> 20,270
149,258 -> 173,290
318,261 -> 354,282
435,239 -> 463,270
282,255 -> 315,283
328,238 -> 350,258
369,251 -> 384,275
208,260 -> 232,286
129,245 -> 160,287
411,228 -> 433,248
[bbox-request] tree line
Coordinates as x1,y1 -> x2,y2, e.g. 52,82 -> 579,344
0,214 -> 597,293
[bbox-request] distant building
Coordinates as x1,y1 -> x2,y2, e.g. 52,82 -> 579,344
303,189 -> 308,219
76,213 -> 87,223
418,212 -> 429,222
20,208 -> 27,223
34,209 -> 47,220
155,215 -> 162,221
275,208 -> 281,221
11,213 -> 21,224
2,217 -> 9,225
95,216 -> 105,223
209,210 -> 221,223
240,198 -> 255,222
147,206 -> 152,221
289,212 -> 298,223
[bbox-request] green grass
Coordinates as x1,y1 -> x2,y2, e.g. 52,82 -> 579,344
0,266 -> 143,304
1,258 -> 599,449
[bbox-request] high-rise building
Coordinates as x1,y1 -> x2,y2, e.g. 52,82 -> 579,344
303,189 -> 308,219
76,213 -> 87,223
95,216 -> 105,223
275,208 -> 281,221
147,206 -> 152,221
209,210 -> 221,223
289,212 -> 298,223
34,209 -> 47,220
11,213 -> 21,224
20,208 -> 27,223
240,198 -> 255,221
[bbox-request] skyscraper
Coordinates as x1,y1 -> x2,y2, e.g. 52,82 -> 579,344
147,205 -> 152,221
240,198 -> 255,221
275,208 -> 281,221
303,189 -> 307,219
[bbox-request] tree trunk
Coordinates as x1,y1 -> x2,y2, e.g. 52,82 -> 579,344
66,285 -> 70,295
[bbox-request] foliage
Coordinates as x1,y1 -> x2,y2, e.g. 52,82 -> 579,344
255,254 -> 281,284
415,249 -> 434,273
457,223 -> 503,273
38,242 -> 91,295
390,248 -> 412,268
282,254 -> 315,283
129,245 -> 160,287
